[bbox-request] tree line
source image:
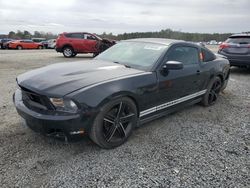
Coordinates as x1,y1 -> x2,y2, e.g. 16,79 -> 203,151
5,29 -> 249,42
99,29 -> 236,42
7,30 -> 58,40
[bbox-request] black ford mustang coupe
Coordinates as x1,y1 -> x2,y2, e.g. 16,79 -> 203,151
14,38 -> 230,149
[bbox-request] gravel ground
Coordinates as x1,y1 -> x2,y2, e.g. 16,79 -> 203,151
0,48 -> 249,187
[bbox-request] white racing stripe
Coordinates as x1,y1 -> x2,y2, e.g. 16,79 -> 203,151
140,90 -> 207,117
139,106 -> 157,117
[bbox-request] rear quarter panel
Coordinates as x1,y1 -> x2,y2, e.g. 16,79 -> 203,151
202,55 -> 230,88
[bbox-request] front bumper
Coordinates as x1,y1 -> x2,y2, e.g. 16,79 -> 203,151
55,47 -> 62,52
13,89 -> 89,137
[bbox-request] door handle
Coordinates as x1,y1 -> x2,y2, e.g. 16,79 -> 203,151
196,70 -> 201,75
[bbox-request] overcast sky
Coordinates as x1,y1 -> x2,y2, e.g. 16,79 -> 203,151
0,0 -> 249,35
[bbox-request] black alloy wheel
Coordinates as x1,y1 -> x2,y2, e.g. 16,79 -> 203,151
90,97 -> 138,149
201,76 -> 222,106
208,78 -> 222,105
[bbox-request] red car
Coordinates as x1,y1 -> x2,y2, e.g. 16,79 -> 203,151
55,32 -> 115,57
8,40 -> 43,50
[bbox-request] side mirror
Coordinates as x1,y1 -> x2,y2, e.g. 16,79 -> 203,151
163,61 -> 183,70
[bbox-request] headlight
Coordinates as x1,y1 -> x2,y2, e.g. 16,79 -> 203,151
50,98 -> 78,113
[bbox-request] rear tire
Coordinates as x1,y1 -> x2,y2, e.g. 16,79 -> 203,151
201,76 -> 222,106
63,46 -> 74,58
220,78 -> 228,92
17,45 -> 23,50
38,45 -> 43,49
89,97 -> 138,149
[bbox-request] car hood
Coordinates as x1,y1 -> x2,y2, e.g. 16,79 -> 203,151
17,60 -> 145,97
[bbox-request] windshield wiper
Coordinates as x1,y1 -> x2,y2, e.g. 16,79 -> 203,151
113,62 -> 131,68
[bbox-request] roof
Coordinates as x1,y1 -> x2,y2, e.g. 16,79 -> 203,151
230,33 -> 250,38
124,38 -> 183,45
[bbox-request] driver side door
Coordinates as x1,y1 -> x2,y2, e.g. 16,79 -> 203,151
156,44 -> 205,111
83,34 -> 99,53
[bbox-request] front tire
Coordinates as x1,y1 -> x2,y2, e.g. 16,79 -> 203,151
38,45 -> 43,49
201,76 -> 222,106
63,46 -> 74,58
71,53 -> 77,57
90,97 -> 138,149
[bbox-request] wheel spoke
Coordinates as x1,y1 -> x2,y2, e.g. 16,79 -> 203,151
208,90 -> 218,104
116,102 -> 125,118
103,114 -> 115,124
214,84 -> 221,92
117,123 -> 126,137
208,92 -> 214,104
212,81 -> 221,93
212,82 -> 217,90
104,118 -> 114,124
212,90 -> 218,101
120,113 -> 135,124
106,125 -> 117,142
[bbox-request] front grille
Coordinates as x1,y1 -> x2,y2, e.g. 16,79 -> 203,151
20,86 -> 54,112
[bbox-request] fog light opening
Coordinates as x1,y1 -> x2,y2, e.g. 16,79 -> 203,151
70,129 -> 85,135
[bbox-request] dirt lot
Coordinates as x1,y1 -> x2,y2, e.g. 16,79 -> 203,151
0,48 -> 249,187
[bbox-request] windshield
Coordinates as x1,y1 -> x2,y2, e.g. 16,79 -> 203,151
95,41 -> 168,70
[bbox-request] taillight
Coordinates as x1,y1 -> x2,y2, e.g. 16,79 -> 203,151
219,43 -> 229,50
199,52 -> 204,61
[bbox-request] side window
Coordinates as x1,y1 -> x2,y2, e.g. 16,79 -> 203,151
84,34 -> 96,40
201,48 -> 216,62
65,33 -> 84,39
168,46 -> 199,65
21,41 -> 30,43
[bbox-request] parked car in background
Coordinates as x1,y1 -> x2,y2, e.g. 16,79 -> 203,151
208,40 -> 218,45
31,38 -> 46,43
8,40 -> 43,50
31,38 -> 47,48
218,33 -> 250,69
14,38 -> 230,149
197,42 -> 206,47
2,40 -> 16,49
47,39 -> 56,49
40,41 -> 49,49
56,32 -> 115,57
0,38 -> 14,49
